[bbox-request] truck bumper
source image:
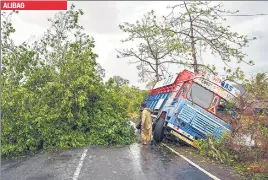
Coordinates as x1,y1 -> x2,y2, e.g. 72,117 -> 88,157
166,123 -> 199,149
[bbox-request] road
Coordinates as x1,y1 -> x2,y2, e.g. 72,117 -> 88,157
2,143 -> 213,180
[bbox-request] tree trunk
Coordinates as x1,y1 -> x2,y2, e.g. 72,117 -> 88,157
184,1 -> 198,73
190,29 -> 198,73
155,59 -> 160,81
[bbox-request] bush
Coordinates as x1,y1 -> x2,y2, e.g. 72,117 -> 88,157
198,134 -> 237,165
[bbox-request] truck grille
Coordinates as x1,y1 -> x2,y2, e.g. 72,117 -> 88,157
191,114 -> 218,135
178,105 -> 195,123
178,104 -> 224,137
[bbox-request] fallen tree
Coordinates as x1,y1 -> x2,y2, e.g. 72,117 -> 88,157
1,5 -> 147,158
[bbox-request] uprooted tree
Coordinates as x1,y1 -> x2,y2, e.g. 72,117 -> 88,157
1,5 -> 147,158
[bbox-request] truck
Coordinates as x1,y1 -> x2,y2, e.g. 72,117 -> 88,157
143,69 -> 242,148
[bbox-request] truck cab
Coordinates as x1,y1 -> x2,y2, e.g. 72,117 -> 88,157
143,70 -> 242,148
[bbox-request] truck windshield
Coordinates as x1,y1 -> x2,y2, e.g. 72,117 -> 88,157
187,83 -> 214,109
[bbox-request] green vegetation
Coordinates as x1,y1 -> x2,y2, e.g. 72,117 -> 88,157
1,7 -> 147,158
1,3 -> 267,179
198,134 -> 236,165
117,1 -> 256,82
197,73 -> 268,178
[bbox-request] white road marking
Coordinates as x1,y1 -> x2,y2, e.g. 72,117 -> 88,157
162,143 -> 221,180
73,148 -> 88,180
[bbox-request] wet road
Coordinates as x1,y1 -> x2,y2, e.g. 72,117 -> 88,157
1,143 -> 212,180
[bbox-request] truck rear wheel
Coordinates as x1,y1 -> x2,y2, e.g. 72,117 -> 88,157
153,118 -> 166,143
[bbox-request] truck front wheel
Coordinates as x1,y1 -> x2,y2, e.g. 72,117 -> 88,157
153,118 -> 166,143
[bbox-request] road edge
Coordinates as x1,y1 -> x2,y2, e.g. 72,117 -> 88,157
130,120 -> 221,180
161,143 -> 221,180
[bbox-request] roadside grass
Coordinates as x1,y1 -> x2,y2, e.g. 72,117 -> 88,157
165,136 -> 268,180
163,141 -> 247,180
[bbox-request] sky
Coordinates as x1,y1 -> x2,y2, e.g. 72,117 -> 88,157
8,1 -> 268,89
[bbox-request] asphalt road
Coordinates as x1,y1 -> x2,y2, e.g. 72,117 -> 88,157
2,143 -> 213,180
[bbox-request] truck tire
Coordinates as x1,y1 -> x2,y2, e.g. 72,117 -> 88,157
153,118 -> 165,143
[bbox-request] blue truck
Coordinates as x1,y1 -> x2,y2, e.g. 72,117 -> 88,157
143,70 -> 242,148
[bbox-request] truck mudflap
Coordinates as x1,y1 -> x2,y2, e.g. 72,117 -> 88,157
167,123 -> 199,149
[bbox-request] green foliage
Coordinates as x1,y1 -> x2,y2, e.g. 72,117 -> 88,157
106,78 -> 148,119
243,73 -> 268,99
164,1 -> 256,75
1,6 -> 144,158
252,173 -> 268,180
259,125 -> 268,139
117,10 -> 188,82
198,134 -> 236,165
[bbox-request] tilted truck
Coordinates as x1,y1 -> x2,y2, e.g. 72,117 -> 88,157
143,69 -> 243,148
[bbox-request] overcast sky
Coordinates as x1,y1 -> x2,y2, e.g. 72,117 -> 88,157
9,1 -> 268,89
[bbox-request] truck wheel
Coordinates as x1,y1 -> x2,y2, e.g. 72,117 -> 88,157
153,118 -> 165,143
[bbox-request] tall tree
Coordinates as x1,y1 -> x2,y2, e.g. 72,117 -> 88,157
117,10 -> 188,82
162,1 -> 256,74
